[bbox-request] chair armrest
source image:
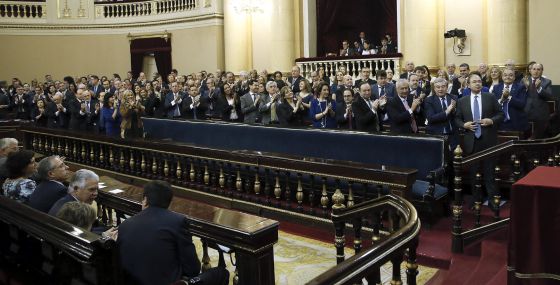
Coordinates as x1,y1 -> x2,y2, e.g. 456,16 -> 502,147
424,167 -> 446,200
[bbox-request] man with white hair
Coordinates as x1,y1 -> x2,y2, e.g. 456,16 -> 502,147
399,61 -> 415,79
46,92 -> 67,128
0,138 -> 18,181
48,169 -> 99,216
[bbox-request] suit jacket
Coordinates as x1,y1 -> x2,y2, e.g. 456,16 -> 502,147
240,92 -> 261,124
28,180 -> 67,213
90,84 -> 103,98
454,92 -> 504,155
424,94 -> 458,135
288,76 -> 304,93
164,92 -> 185,118
372,84 -> 396,98
118,207 -> 201,285
277,101 -> 305,127
352,97 -> 380,132
400,72 -> 413,79
524,77 -> 554,121
336,101 -> 356,130
143,94 -> 161,117
181,95 -> 208,120
258,93 -> 278,124
492,83 -> 529,131
387,95 -> 420,134
339,48 -> 357,56
45,101 -> 67,129
48,193 -> 78,216
216,94 -> 242,122
68,98 -> 98,131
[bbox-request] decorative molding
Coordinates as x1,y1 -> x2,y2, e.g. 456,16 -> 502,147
0,13 -> 224,35
127,30 -> 171,43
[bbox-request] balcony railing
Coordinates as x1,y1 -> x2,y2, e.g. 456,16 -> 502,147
0,1 -> 46,19
295,54 -> 403,82
94,0 -> 197,19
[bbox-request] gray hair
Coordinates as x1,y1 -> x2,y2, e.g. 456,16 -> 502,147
68,169 -> 99,193
265,80 -> 277,90
0,138 -> 18,150
396,79 -> 410,89
432,77 -> 448,87
37,155 -> 58,181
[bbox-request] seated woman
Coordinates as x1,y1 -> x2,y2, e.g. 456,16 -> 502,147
310,82 -> 337,129
217,84 -> 242,122
2,150 -> 37,203
57,201 -> 118,240
361,40 -> 377,55
32,98 -> 48,127
120,90 -> 145,139
277,86 -> 306,127
101,93 -> 122,137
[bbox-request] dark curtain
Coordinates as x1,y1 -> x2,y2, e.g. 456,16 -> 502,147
130,38 -> 172,78
316,0 -> 397,56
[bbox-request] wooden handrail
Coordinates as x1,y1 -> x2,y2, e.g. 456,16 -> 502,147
307,195 -> 420,285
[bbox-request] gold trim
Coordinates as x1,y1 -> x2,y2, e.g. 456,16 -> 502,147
509,270 -> 560,281
127,31 -> 171,41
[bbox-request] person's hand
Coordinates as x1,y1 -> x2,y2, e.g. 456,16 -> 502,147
446,100 -> 456,114
459,77 -> 466,87
102,227 -> 118,240
95,103 -> 100,111
535,78 -> 542,89
464,121 -> 477,131
80,103 -> 86,112
372,99 -> 380,110
480,118 -> 493,126
411,98 -> 421,110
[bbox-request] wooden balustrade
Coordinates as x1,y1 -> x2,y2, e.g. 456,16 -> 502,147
0,1 -> 45,19
451,134 -> 560,253
307,195 -> 420,285
295,54 -> 403,82
19,126 -> 418,223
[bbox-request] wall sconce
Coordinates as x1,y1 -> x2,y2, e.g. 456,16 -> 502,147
444,28 -> 467,54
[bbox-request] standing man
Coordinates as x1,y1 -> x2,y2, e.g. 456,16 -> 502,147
446,63 -> 457,81
455,74 -> 504,208
353,67 -> 376,90
425,78 -> 458,148
259,81 -> 280,125
352,83 -> 381,132
399,61 -> 415,79
287,66 -> 304,93
118,180 -> 229,285
387,79 -> 422,134
182,85 -> 208,120
524,63 -> 555,139
450,63 -> 470,98
164,82 -> 184,118
491,68 -> 529,133
240,80 -> 261,124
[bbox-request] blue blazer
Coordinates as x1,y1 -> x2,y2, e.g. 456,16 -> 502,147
424,94 -> 458,135
492,82 -> 529,131
372,84 -> 396,98
164,92 -> 184,118
48,193 -> 77,216
28,180 -> 68,213
117,207 -> 201,285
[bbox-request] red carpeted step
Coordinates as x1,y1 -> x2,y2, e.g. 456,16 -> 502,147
417,216 -> 453,269
424,254 -> 480,285
463,240 -> 507,285
486,263 -> 507,285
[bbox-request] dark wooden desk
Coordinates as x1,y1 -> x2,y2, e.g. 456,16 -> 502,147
97,176 -> 279,285
508,166 -> 560,285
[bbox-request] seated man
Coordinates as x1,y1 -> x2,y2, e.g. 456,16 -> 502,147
28,155 -> 69,213
0,138 -> 19,182
117,180 -> 229,285
49,169 -> 99,216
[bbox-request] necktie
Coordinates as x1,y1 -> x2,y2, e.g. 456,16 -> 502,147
441,97 -> 451,133
402,98 -> 418,133
366,99 -> 372,109
347,107 -> 353,129
86,101 -> 90,113
503,86 -> 510,122
271,100 -> 278,122
380,86 -> 385,97
473,95 -> 481,138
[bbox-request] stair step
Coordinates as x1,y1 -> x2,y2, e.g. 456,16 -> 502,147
486,263 -> 507,285
463,240 -> 507,285
425,254 -> 480,285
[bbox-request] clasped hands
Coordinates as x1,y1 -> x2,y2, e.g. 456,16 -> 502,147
463,118 -> 493,131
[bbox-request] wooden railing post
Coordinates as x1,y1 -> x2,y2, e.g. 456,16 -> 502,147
452,145 -> 464,253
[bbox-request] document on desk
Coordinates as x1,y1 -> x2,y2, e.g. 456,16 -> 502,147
108,189 -> 124,194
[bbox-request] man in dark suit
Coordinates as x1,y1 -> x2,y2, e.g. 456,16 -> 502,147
450,63 -> 470,97
89,75 -> 102,99
352,83 -> 381,132
399,61 -> 415,79
425,78 -> 458,149
339,40 -> 357,56
68,90 -> 98,131
336,88 -> 357,130
117,180 -> 229,285
28,156 -> 69,213
49,169 -> 99,216
164,82 -> 184,118
387,79 -> 422,134
240,79 -> 261,124
12,86 -> 32,120
182,85 -> 208,120
353,67 -> 376,89
287,66 -> 304,93
455,73 -> 504,208
491,68 -> 529,133
45,93 -> 68,128
524,63 -> 556,139
372,70 -> 396,98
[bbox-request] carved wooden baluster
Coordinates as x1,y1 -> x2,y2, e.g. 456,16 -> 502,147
371,210 -> 381,243
99,145 -> 105,167
140,153 -> 146,176
333,220 -> 346,264
72,141 -> 78,161
273,170 -> 282,207
129,150 -> 136,174
253,166 -> 261,200
201,240 -> 211,272
211,161 -> 219,193
196,159 -> 204,189
296,173 -> 304,212
89,143 -> 95,165
406,238 -> 419,285
163,158 -> 170,179
189,158 -> 196,186
203,160 -> 210,187
56,138 -> 62,155
492,194 -> 502,221
81,142 -> 86,163
109,147 -> 114,167
119,149 -> 125,172
151,154 -> 158,178
513,158 -> 521,181
352,217 -> 362,254
452,146 -> 464,253
308,175 -> 315,215
32,135 -> 38,151
347,182 -> 354,208
548,156 -> 555,167
474,172 -> 482,228
176,159 -> 183,185
235,165 -> 243,198
284,172 -> 291,209
320,177 -> 329,217
217,162 -> 225,195
64,139 -> 69,157
264,168 -> 271,205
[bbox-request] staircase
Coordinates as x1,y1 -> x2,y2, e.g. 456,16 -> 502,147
419,202 -> 510,285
